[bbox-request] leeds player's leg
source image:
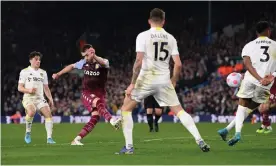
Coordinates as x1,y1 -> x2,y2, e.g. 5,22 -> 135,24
218,80 -> 269,146
116,95 -> 137,154
39,101 -> 56,144
155,83 -> 210,152
22,100 -> 36,144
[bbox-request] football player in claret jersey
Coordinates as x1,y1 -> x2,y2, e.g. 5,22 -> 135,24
52,44 -> 122,145
218,21 -> 276,146
18,51 -> 56,144
256,79 -> 276,134
116,8 -> 210,154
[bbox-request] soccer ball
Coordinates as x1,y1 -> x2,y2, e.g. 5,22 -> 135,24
226,72 -> 242,88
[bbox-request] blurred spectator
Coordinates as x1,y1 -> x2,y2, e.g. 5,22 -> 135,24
2,2 -> 276,116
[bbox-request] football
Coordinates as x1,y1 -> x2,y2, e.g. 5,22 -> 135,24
226,72 -> 242,88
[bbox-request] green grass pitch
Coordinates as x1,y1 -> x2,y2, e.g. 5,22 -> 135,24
1,123 -> 276,165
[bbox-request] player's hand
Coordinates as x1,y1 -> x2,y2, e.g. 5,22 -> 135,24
49,99 -> 54,109
28,88 -> 36,94
260,74 -> 274,86
91,48 -> 96,58
52,73 -> 60,80
125,84 -> 135,98
171,78 -> 177,87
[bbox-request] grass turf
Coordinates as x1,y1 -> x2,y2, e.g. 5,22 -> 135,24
1,123 -> 276,165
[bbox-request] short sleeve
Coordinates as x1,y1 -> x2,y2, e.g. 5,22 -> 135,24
18,71 -> 26,84
74,59 -> 86,69
136,33 -> 145,52
43,71 -> 48,85
241,44 -> 251,58
172,38 -> 179,56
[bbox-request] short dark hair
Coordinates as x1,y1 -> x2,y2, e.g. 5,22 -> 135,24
256,21 -> 271,34
29,51 -> 42,60
82,44 -> 93,53
150,8 -> 165,23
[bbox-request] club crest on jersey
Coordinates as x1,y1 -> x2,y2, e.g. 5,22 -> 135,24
40,73 -> 43,77
95,64 -> 100,69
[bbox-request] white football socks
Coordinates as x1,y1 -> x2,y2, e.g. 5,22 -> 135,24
122,110 -> 133,149
25,114 -> 34,133
45,118 -> 53,139
177,110 -> 202,142
226,107 -> 252,132
235,105 -> 248,133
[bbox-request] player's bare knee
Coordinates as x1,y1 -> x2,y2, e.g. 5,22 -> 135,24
92,97 -> 100,107
91,111 -> 99,116
121,97 -> 130,111
26,110 -> 36,117
170,105 -> 183,114
40,106 -> 52,118
147,109 -> 153,114
121,98 -> 137,112
26,106 -> 36,117
43,112 -> 52,118
155,109 -> 162,115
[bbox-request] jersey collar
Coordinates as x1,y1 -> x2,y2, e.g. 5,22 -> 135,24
258,36 -> 268,39
28,66 -> 39,71
150,27 -> 164,31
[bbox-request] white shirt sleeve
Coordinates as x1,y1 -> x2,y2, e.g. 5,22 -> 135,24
241,43 -> 251,58
172,38 -> 179,56
136,33 -> 145,52
73,59 -> 86,69
43,71 -> 48,85
18,70 -> 26,84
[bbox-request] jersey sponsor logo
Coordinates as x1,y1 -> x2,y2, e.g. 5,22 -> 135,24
84,70 -> 100,76
28,77 -> 43,82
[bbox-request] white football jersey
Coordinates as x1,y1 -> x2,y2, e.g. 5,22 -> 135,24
242,36 -> 276,89
136,27 -> 179,84
18,66 -> 48,100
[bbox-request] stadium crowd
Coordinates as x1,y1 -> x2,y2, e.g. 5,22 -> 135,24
2,2 -> 276,117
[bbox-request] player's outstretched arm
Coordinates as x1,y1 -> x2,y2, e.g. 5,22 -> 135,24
94,55 -> 109,68
171,55 -> 182,87
52,64 -> 75,80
